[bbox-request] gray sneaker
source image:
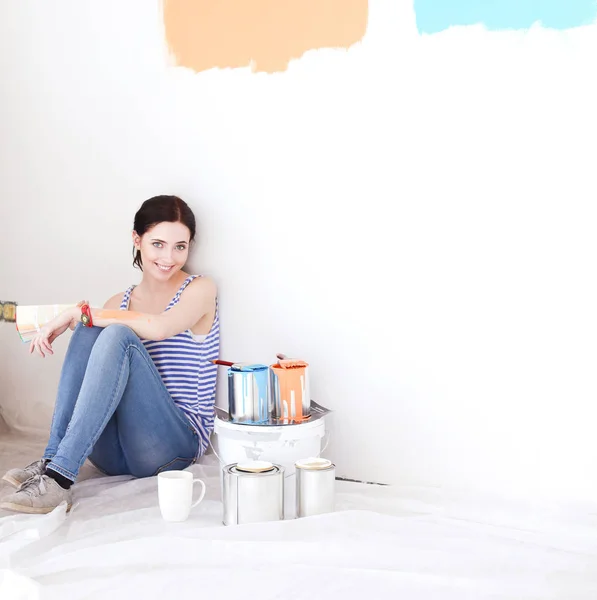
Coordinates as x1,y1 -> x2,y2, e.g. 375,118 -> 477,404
0,474 -> 72,514
2,459 -> 47,489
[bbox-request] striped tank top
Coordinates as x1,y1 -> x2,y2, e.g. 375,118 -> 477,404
119,275 -> 220,457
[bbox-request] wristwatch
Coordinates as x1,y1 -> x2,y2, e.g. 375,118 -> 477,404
80,304 -> 93,327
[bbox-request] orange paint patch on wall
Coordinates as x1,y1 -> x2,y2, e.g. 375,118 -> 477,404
162,0 -> 368,74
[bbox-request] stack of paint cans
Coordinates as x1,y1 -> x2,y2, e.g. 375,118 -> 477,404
221,356 -> 336,525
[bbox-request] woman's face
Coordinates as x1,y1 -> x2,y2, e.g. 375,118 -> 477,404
133,221 -> 191,279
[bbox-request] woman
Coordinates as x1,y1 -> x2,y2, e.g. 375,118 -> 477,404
1,195 -> 219,514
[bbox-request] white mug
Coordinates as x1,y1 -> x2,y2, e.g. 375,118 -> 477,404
157,470 -> 206,522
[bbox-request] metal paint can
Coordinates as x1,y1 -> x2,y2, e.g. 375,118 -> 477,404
269,363 -> 310,423
295,457 -> 335,518
228,365 -> 270,424
222,461 -> 284,526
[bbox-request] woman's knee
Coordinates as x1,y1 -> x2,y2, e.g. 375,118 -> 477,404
125,456 -> 195,479
87,454 -> 130,477
97,324 -> 139,346
70,322 -> 102,344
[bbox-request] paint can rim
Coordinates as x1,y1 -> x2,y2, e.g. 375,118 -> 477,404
236,460 -> 275,473
295,457 -> 334,471
225,463 -> 285,477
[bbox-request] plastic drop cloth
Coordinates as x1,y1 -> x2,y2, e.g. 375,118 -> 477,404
2,433 -> 597,600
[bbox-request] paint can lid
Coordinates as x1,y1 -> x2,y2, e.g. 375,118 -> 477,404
295,457 -> 333,470
230,363 -> 268,372
235,460 -> 275,473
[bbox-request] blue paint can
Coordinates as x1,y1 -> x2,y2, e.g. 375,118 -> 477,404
227,364 -> 270,424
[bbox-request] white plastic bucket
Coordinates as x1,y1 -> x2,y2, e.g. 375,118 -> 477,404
211,415 -> 328,519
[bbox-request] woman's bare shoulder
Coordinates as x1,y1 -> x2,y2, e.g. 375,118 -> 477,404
184,275 -> 217,302
103,292 -> 125,309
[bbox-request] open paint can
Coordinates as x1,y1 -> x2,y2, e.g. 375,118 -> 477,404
295,457 -> 335,518
222,461 -> 284,526
269,363 -> 310,423
228,364 -> 270,424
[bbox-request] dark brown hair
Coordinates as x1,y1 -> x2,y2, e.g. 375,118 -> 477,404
132,195 -> 196,271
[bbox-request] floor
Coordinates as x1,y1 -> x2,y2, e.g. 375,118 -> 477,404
2,430 -> 597,599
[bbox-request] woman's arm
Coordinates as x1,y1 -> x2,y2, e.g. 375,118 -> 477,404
69,277 -> 217,341
30,295 -> 123,356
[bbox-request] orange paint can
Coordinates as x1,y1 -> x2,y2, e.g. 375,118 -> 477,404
269,362 -> 311,423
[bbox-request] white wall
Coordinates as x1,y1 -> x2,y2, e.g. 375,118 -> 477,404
1,0 -> 596,501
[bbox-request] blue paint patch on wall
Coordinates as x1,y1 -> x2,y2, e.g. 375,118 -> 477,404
414,0 -> 597,34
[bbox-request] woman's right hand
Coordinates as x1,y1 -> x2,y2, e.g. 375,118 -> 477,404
29,302 -> 86,358
29,322 -> 69,358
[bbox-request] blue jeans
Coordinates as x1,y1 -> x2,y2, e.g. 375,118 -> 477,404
43,324 -> 200,482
